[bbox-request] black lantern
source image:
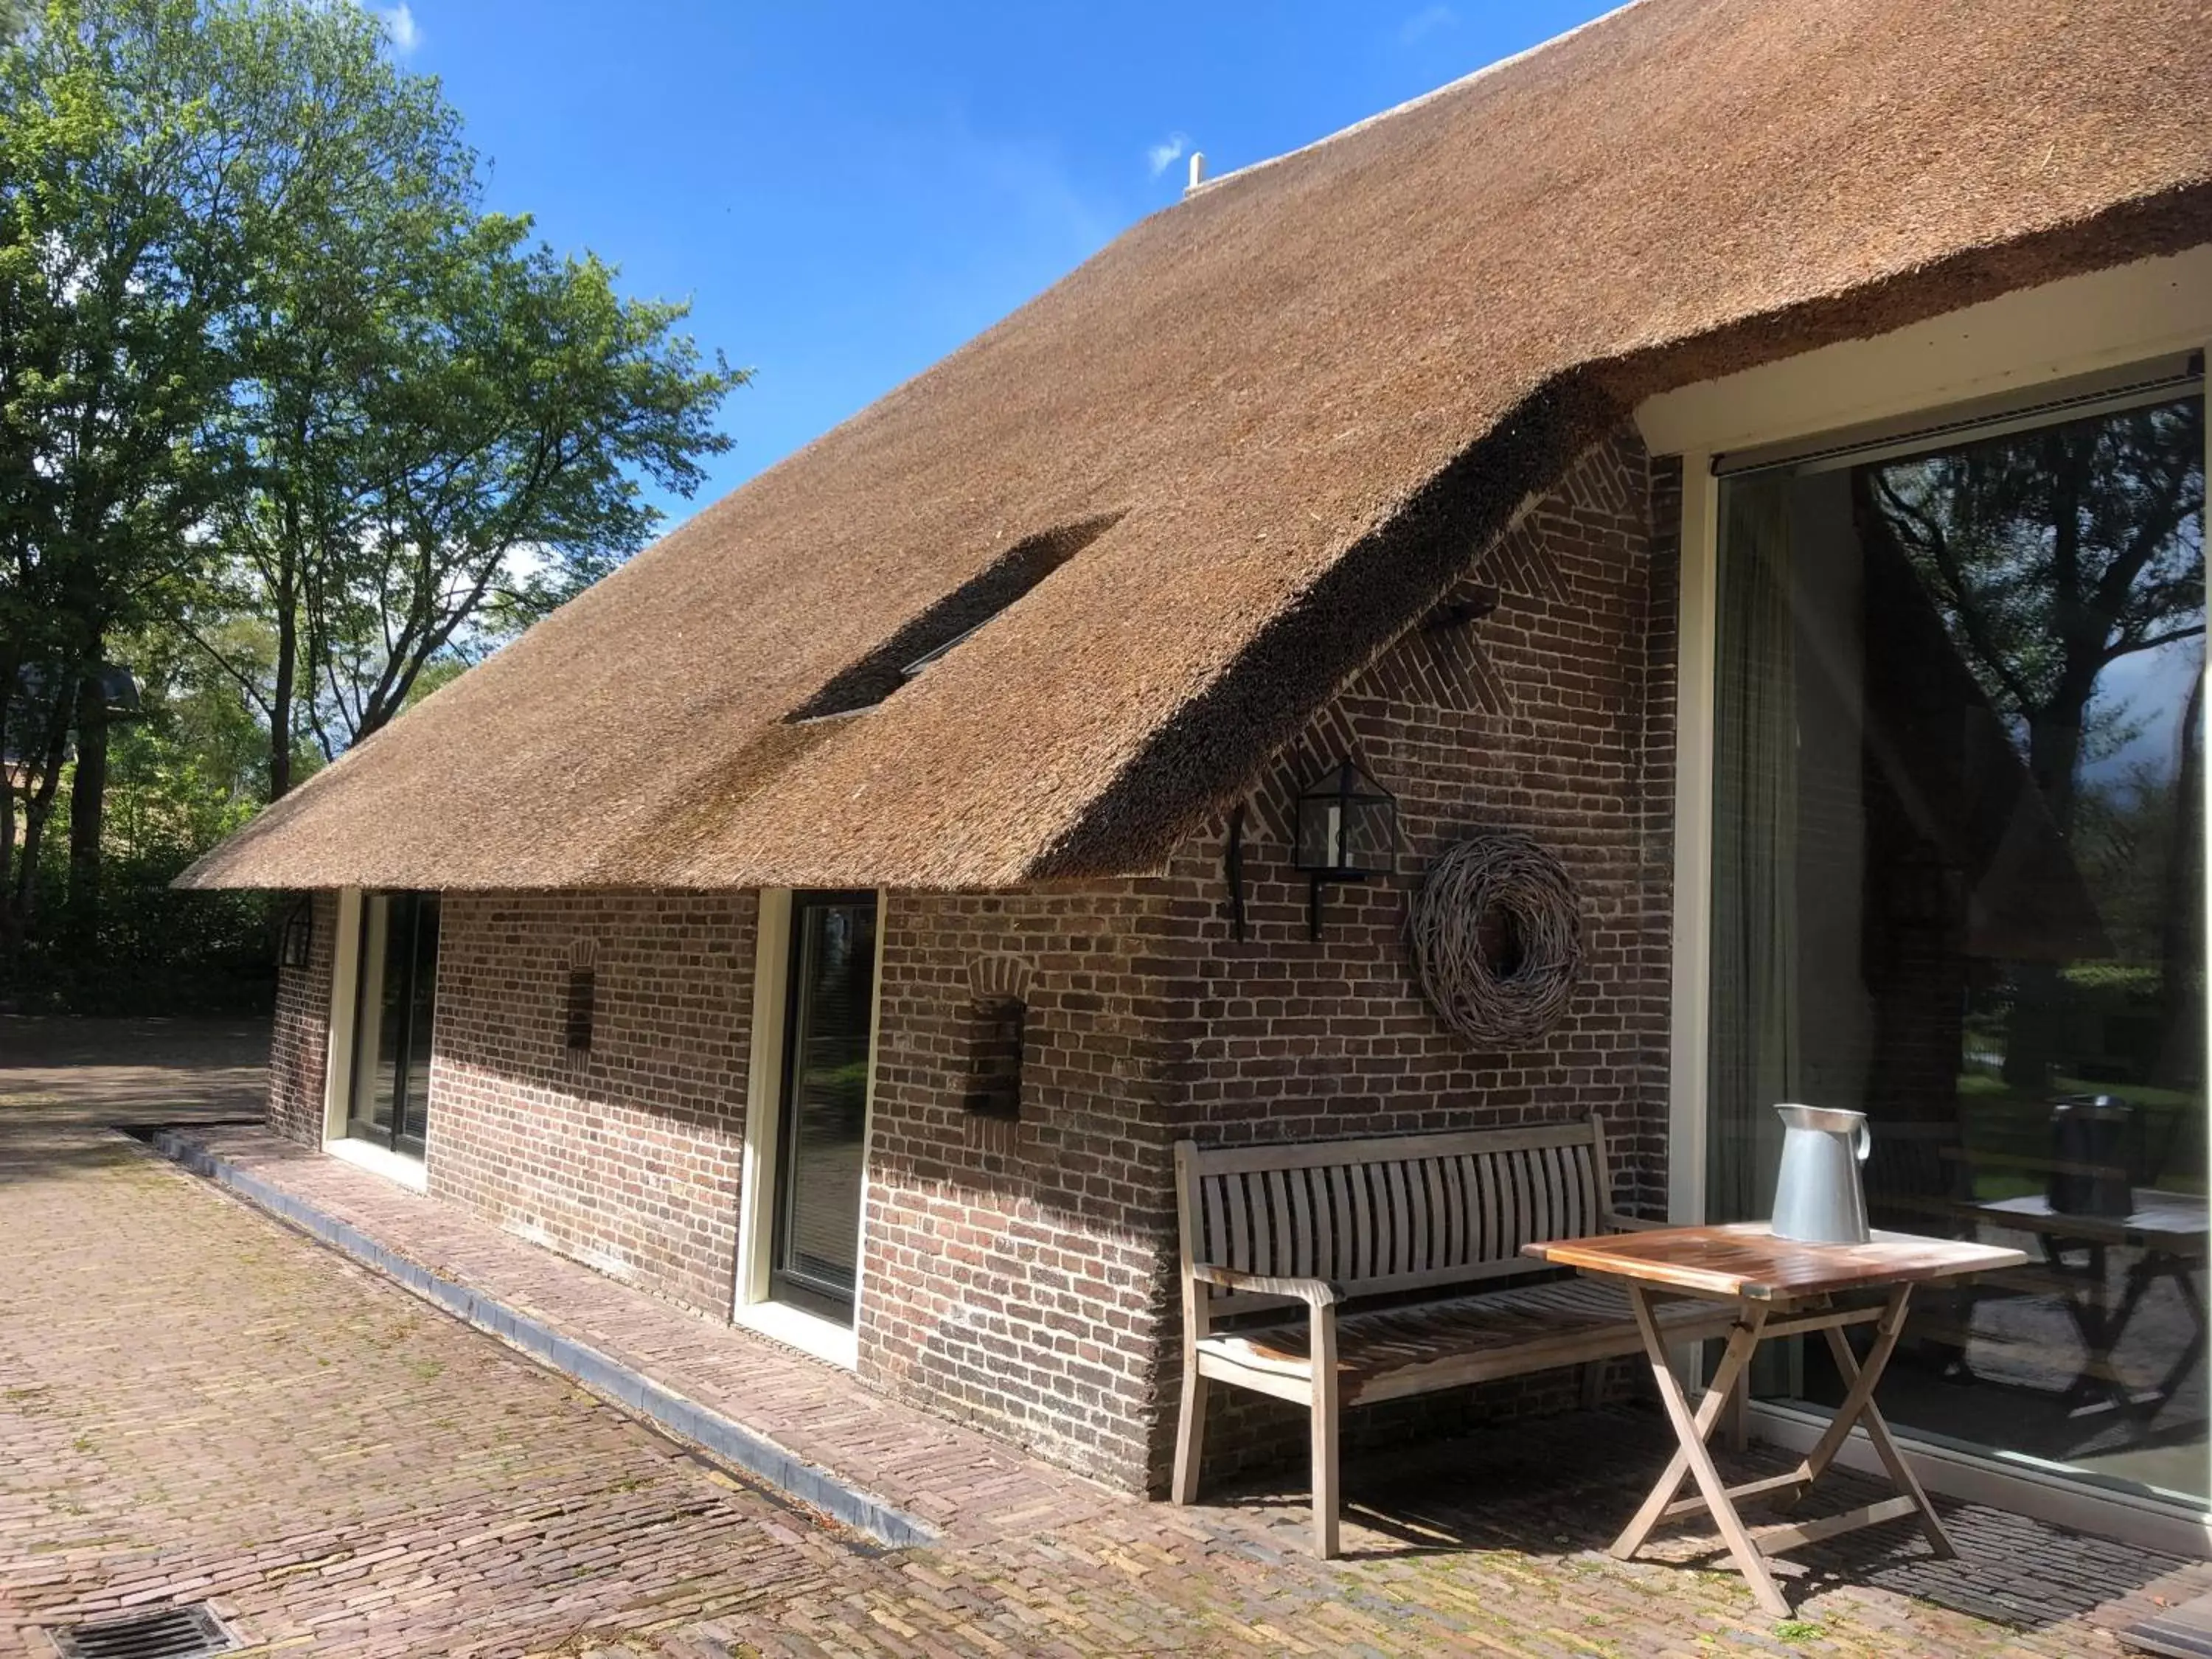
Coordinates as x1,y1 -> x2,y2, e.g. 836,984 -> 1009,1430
1293,760 -> 1397,938
279,898 -> 314,969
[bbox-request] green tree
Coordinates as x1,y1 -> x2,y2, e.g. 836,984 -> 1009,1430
1,0 -> 231,929
1864,397 -> 2205,1088
188,212 -> 742,785
2,0 -> 742,1011
0,0 -> 425,927
167,4 -> 475,799
1867,400 -> 2205,841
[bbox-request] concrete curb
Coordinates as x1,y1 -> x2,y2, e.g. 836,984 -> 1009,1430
148,1128 -> 937,1551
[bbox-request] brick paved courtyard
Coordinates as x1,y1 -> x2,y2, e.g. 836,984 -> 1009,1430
4,1017 -> 2210,1657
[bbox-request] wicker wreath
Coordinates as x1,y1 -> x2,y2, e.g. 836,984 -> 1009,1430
1408,831 -> 1582,1048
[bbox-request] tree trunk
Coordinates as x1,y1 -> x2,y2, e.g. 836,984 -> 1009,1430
0,641 -> 17,936
1997,450 -> 2099,1094
269,546 -> 297,799
67,661 -> 108,918
1998,698 -> 2096,1091
0,779 -> 15,953
12,668 -> 75,925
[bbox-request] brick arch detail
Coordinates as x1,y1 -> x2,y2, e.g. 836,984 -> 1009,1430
964,953 -> 1034,1004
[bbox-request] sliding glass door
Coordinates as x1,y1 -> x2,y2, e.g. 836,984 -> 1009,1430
771,891 -> 877,1324
1707,387 -> 2207,1504
348,891 -> 441,1159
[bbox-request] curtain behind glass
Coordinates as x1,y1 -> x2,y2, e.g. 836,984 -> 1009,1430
1708,478 -> 1801,1222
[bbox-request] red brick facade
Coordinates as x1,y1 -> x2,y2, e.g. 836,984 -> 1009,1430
862,886 -> 1186,1488
1176,429 -> 1675,1163
1155,431 -> 1680,1477
268,889 -> 338,1144
261,425 -> 1682,1498
426,892 -> 757,1315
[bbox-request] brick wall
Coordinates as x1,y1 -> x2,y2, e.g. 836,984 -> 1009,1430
855,428 -> 1678,1492
1169,430 -> 1674,1180
268,890 -> 338,1145
1143,428 -> 1677,1482
860,886 -> 1186,1492
425,891 -> 757,1316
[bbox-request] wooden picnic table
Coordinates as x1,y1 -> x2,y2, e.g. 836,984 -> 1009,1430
1526,1222 -> 2025,1617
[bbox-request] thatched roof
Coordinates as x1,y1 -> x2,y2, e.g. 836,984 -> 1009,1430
180,0 -> 2212,894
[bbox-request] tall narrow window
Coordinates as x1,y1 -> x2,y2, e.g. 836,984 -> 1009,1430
771,892 -> 879,1325
1708,388 -> 2206,1506
563,937 -> 598,1054
348,892 -> 441,1160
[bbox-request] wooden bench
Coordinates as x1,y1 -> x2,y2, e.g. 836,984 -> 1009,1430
1171,1117 -> 1742,1557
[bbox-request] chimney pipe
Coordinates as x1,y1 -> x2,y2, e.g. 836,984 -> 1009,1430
1186,151 -> 1206,191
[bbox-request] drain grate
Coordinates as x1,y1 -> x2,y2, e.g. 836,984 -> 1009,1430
47,1604 -> 236,1659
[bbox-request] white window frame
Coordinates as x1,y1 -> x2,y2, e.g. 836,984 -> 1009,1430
731,886 -> 886,1371
321,886 -> 364,1145
1636,242 -> 2212,1554
318,885 -> 429,1192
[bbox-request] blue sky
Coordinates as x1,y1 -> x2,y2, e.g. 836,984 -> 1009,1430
378,1 -> 1613,529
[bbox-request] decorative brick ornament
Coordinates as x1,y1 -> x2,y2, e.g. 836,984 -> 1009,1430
1408,830 -> 1582,1048
961,953 -> 1033,1152
964,953 -> 1034,1002
562,937 -> 599,1058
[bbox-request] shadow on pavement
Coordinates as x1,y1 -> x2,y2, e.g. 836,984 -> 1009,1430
0,1013 -> 269,1126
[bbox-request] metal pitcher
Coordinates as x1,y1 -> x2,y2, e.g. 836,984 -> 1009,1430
1770,1103 -> 1872,1245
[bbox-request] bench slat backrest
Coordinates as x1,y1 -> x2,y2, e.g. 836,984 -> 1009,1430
1176,1119 -> 1614,1312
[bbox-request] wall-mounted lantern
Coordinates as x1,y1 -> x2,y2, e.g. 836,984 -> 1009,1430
279,897 -> 314,970
1292,759 -> 1397,939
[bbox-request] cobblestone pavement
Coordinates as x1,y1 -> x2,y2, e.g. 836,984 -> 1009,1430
4,1018 -> 2211,1658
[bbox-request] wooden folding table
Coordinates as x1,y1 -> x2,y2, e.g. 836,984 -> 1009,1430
1525,1222 -> 2025,1617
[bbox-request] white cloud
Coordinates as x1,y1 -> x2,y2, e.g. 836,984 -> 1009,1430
378,3 -> 421,55
1397,4 -> 1455,45
1145,131 -> 1190,179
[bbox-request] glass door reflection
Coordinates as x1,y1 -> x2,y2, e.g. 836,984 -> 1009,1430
348,891 -> 440,1159
771,891 -> 878,1324
1707,389 -> 2208,1504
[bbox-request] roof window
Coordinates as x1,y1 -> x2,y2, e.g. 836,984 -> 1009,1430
788,512 -> 1122,721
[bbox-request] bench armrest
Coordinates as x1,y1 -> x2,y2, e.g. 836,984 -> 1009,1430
1190,1264 -> 1345,1307
1604,1211 -> 1668,1234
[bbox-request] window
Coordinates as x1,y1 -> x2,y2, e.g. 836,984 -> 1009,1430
1705,383 -> 2206,1506
788,514 -> 1121,720
347,891 -> 441,1160
769,892 -> 879,1325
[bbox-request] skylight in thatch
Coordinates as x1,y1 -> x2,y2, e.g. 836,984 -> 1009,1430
787,512 -> 1124,720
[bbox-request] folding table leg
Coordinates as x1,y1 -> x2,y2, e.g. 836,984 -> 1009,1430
2057,1252 -> 2132,1414
1723,1365 -> 1750,1453
1615,1287 -> 1791,1618
2084,1255 -> 2206,1417
1771,1284 -> 1913,1508
1816,1293 -> 1955,1560
1610,1299 -> 1764,1561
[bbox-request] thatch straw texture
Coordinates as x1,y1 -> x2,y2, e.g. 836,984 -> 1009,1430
180,0 -> 2212,894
